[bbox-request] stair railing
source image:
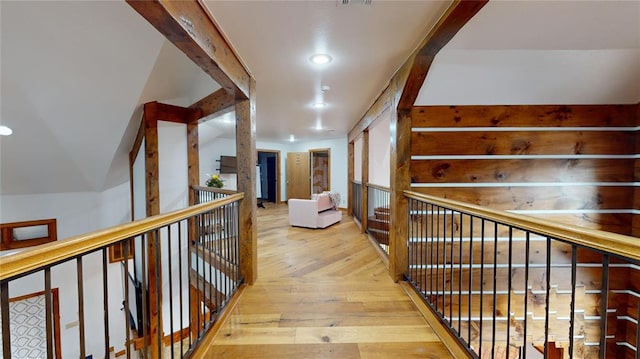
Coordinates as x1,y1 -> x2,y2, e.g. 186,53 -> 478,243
404,190 -> 640,359
351,181 -> 363,222
192,185 -> 238,204
366,184 -> 390,254
0,193 -> 244,358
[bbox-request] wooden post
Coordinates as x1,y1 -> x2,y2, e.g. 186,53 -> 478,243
235,79 -> 258,285
347,141 -> 354,217
361,131 -> 370,234
142,102 -> 162,356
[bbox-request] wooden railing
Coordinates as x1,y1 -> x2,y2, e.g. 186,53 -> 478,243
0,193 -> 244,358
192,185 -> 238,204
404,190 -> 640,359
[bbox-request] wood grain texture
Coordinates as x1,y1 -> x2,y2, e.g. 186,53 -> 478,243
189,88 -> 234,123
235,78 -> 257,285
411,186 -> 633,211
127,0 -> 250,98
411,159 -> 635,184
187,122 -> 200,206
347,142 -> 354,216
361,131 -> 369,234
200,204 -> 451,358
398,0 -> 488,110
412,131 -> 635,156
412,105 -> 638,128
348,86 -> 391,143
389,108 -> 411,281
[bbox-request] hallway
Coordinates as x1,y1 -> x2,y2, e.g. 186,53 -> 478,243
203,204 -> 452,358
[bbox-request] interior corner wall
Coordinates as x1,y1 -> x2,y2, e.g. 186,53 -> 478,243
368,107 -> 391,187
410,104 -> 637,235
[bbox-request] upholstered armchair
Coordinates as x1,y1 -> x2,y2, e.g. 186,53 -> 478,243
288,193 -> 342,228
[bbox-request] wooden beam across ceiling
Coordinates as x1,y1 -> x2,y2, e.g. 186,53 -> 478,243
398,0 -> 488,110
189,88 -> 235,123
127,0 -> 251,99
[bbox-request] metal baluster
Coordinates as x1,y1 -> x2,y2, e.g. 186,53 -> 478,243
599,255 -> 610,359
430,203 -> 435,305
523,232 -> 530,359
141,233 -> 148,350
123,239 -> 132,359
636,300 -> 639,359
168,225 -> 175,359
492,223 -> 497,359
479,219 -> 485,356
450,209 -> 454,326
436,205 -> 441,312
45,268 -> 53,359
155,229 -> 162,355
569,245 -> 577,359
178,221 -> 185,356
77,257 -> 86,358
103,248 -> 110,358
1,281 -> 11,359
468,215 -> 474,348
507,226 -> 513,358
544,237 -> 551,358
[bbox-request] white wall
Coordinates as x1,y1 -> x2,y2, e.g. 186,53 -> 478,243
368,108 -> 391,187
0,182 -> 132,357
354,137 -> 362,182
158,121 -> 188,213
198,136 -> 238,190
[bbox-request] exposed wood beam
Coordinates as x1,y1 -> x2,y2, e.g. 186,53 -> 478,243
398,0 -> 488,110
127,0 -> 251,99
236,78 -> 258,285
348,86 -> 392,143
145,101 -> 200,124
189,88 -> 235,123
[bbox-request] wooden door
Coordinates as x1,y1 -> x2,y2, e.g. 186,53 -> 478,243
287,152 -> 310,200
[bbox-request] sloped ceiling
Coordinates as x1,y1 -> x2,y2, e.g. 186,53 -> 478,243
0,1 -> 219,195
416,0 -> 640,105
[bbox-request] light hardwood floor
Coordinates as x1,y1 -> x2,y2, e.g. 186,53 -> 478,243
203,203 -> 452,358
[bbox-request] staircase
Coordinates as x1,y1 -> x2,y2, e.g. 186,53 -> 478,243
404,193 -> 640,359
367,206 -> 390,246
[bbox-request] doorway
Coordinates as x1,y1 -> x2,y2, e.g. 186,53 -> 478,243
310,148 -> 330,194
257,150 -> 280,204
286,152 -> 311,200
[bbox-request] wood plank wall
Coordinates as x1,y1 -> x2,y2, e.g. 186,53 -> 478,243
410,104 -> 638,236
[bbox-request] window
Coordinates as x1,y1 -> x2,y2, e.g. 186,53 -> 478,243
0,219 -> 57,250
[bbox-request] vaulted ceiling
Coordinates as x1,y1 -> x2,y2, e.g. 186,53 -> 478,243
1,1 -> 638,197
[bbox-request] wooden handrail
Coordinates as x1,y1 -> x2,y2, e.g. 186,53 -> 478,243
366,183 -> 390,192
0,193 -> 244,282
404,190 -> 640,262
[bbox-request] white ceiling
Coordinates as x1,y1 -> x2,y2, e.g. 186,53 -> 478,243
203,0 -> 450,142
417,0 -> 640,105
1,0 -> 638,197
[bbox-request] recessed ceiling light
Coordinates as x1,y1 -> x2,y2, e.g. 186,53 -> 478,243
310,54 -> 332,65
0,125 -> 13,136
289,134 -> 295,142
312,102 -> 327,109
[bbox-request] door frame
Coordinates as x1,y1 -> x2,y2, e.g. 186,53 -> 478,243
257,149 -> 281,204
309,148 -> 331,193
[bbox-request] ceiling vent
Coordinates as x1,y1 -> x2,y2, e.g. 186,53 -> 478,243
340,0 -> 372,5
